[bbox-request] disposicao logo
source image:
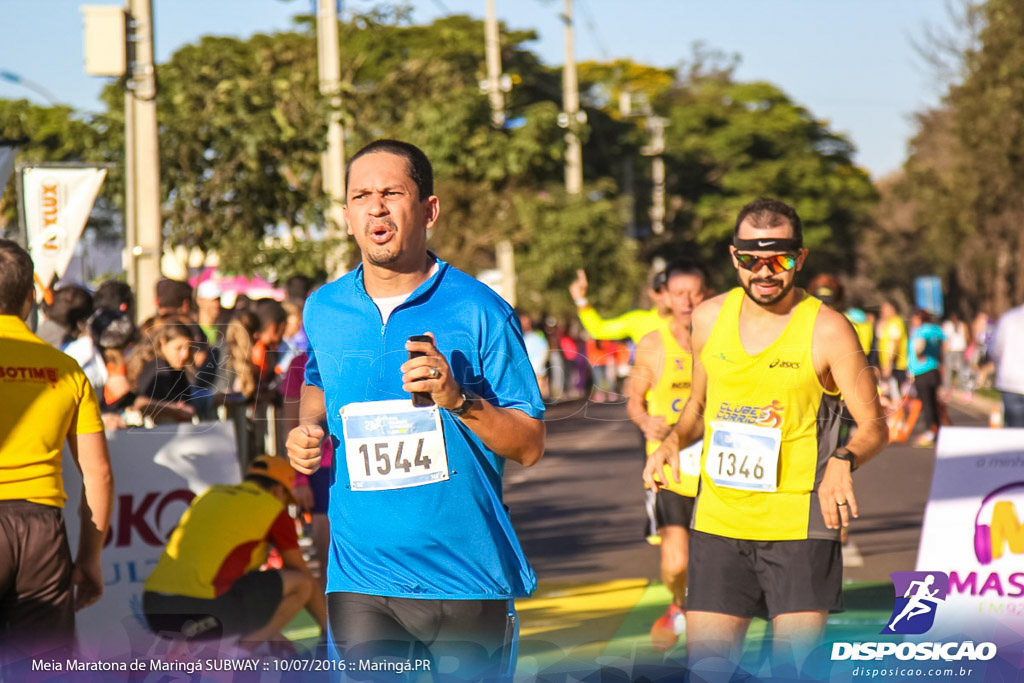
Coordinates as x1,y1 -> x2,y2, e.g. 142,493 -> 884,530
882,571 -> 947,635
831,571 -> 997,663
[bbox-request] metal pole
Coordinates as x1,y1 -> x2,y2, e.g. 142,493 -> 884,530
650,118 -> 665,235
14,163 -> 27,249
127,0 -> 162,322
562,0 -> 582,196
484,0 -> 516,304
124,83 -> 137,300
484,0 -> 505,128
317,0 -> 348,281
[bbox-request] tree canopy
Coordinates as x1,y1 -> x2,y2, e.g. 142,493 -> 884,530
1,10 -> 880,316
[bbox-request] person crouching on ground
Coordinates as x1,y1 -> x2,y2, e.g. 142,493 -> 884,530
142,455 -> 326,654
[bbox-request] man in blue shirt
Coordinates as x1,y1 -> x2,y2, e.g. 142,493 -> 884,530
286,140 -> 545,681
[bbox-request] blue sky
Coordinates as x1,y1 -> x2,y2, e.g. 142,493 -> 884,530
1,0 -> 958,179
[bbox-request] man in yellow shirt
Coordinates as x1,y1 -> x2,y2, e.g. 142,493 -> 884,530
627,261 -> 709,652
644,199 -> 888,678
0,239 -> 114,663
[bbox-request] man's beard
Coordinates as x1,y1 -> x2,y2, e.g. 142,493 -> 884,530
363,219 -> 402,267
739,274 -> 794,307
366,244 -> 401,267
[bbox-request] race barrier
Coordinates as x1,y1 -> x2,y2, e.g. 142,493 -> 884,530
62,421 -> 241,660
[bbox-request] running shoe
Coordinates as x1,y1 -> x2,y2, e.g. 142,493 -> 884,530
650,604 -> 684,652
913,432 -> 936,448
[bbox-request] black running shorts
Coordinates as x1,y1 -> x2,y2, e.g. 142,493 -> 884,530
686,530 -> 843,620
143,569 -> 283,640
0,500 -> 75,657
655,490 -> 695,529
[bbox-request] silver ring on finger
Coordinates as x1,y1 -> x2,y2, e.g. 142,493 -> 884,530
429,367 -> 441,380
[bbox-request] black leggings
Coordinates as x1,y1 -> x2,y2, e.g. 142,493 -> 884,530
914,368 -> 942,431
327,592 -> 515,682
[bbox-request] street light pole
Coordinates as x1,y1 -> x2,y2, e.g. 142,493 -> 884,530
0,70 -> 61,106
126,0 -> 162,322
317,0 -> 348,281
561,0 -> 582,196
484,0 -> 505,129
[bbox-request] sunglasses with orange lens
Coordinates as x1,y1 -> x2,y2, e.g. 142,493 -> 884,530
734,252 -> 798,274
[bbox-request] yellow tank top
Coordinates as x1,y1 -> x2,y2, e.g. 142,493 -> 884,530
878,316 -> 908,371
643,323 -> 698,496
697,288 -> 841,541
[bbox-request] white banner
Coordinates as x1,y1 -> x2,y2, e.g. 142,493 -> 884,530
0,145 -> 17,192
915,427 -> 1024,645
22,166 -> 107,289
62,421 -> 241,659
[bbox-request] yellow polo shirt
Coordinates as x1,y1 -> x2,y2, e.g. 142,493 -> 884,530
0,315 -> 104,508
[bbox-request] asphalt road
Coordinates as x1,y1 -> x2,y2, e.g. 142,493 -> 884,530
503,396 -> 990,587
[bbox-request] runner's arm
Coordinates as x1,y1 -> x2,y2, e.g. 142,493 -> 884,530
816,308 -> 888,529
403,336 -> 545,467
459,401 -> 545,467
298,384 -> 326,427
286,384 -> 327,475
577,306 -> 651,342
67,426 -> 114,610
627,332 -> 670,441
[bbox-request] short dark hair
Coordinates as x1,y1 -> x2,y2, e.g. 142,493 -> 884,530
46,285 -> 94,329
94,280 -> 135,315
156,278 -> 193,311
254,298 -> 287,330
664,259 -> 709,287
734,197 -> 803,245
345,139 -> 434,201
0,239 -> 34,315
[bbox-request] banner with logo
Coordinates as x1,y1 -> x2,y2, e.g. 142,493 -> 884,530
0,144 -> 17,192
61,422 -> 240,660
22,166 -> 107,289
822,427 -> 1024,682
915,428 -> 1024,643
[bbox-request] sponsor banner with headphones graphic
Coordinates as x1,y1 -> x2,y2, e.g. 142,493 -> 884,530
915,427 -> 1024,648
61,421 -> 241,660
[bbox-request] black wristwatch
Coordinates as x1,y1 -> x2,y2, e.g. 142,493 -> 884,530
449,389 -> 474,417
831,447 -> 858,472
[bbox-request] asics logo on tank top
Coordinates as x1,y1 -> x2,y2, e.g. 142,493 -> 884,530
769,358 -> 801,369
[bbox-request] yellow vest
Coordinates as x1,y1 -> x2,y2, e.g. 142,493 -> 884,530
697,289 -> 841,541
644,323 -> 698,496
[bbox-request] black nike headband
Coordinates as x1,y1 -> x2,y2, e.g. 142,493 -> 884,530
732,236 -> 803,252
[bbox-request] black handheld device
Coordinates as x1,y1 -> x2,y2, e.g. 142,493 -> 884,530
407,334 -> 435,407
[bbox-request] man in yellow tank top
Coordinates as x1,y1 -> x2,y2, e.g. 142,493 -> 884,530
643,198 -> 888,678
626,261 -> 709,652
